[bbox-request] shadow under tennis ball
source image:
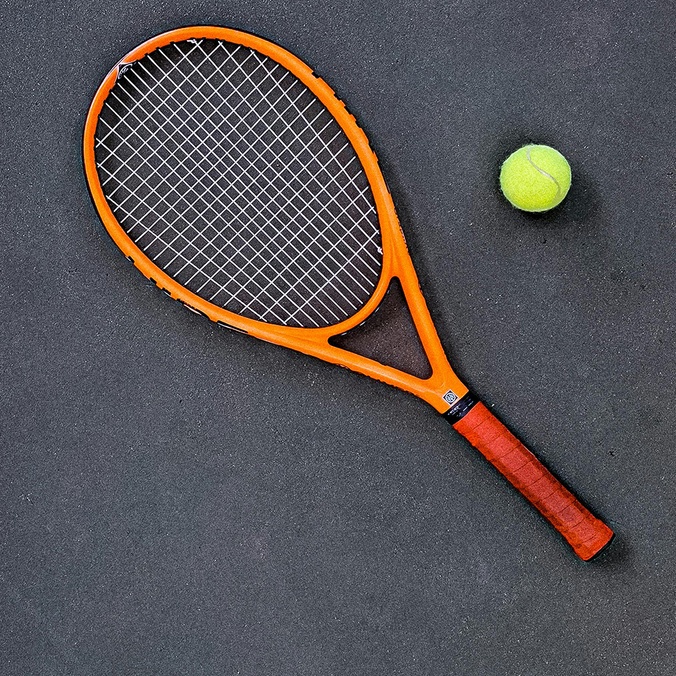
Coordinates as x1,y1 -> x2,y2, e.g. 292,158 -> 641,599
559,167 -> 602,224
499,168 -> 601,228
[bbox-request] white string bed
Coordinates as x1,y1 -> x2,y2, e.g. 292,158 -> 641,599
95,38 -> 382,328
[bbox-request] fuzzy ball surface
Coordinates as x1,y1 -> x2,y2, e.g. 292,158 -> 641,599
499,145 -> 572,212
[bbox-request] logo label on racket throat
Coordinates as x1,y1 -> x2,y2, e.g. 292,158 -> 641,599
442,391 -> 459,406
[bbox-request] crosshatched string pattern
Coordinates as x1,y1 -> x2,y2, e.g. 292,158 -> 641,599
94,38 -> 383,328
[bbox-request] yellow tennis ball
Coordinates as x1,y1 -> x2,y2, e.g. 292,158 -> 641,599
499,145 -> 572,212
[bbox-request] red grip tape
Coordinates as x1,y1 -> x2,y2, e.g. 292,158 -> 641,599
453,402 -> 613,560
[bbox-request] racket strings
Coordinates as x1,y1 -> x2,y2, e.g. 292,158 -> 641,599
95,38 -> 382,327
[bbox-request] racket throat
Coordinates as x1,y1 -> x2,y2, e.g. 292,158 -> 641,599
328,278 -> 432,380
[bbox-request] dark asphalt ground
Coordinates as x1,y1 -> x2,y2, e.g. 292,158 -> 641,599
1,1 -> 674,674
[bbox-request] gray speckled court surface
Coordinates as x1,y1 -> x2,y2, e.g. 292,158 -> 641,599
1,1 -> 674,674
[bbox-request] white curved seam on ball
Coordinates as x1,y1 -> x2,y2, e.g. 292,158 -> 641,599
525,147 -> 562,199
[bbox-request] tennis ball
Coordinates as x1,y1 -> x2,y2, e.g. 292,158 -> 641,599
499,144 -> 571,212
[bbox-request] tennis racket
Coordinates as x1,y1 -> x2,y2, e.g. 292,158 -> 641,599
83,26 -> 613,560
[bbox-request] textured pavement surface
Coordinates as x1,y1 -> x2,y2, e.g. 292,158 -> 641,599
1,1 -> 674,674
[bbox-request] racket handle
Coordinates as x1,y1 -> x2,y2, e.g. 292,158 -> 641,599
446,397 -> 614,560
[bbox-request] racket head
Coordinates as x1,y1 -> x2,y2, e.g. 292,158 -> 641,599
84,26 -> 467,410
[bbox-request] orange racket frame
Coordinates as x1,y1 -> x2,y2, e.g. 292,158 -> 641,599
84,26 -> 467,413
84,26 -> 614,560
